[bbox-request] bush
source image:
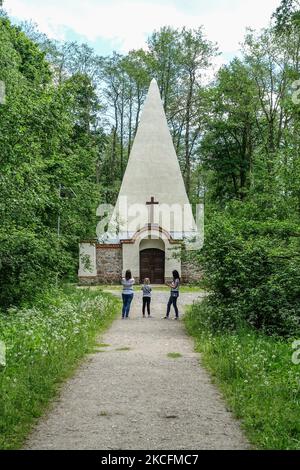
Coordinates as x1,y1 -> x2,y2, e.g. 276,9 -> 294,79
198,212 -> 300,337
0,227 -> 73,309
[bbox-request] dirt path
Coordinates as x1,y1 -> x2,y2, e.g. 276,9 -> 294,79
25,291 -> 249,450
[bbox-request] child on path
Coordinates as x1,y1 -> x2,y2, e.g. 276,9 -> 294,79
141,278 -> 152,318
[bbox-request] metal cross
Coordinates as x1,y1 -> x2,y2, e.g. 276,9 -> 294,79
146,196 -> 159,224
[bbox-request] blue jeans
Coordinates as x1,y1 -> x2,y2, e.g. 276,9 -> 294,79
122,293 -> 134,318
166,293 -> 179,318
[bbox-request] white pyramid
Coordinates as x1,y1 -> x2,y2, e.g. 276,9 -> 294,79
107,79 -> 197,241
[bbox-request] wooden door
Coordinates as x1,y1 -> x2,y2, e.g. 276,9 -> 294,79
140,249 -> 165,284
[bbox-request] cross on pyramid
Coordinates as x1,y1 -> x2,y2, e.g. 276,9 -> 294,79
79,79 -> 200,285
146,196 -> 159,224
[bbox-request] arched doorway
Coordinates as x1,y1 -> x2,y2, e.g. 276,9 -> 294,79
140,248 -> 165,284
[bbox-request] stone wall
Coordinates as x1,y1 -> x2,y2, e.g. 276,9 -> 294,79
181,258 -> 203,284
78,276 -> 99,286
96,245 -> 122,284
78,242 -> 202,285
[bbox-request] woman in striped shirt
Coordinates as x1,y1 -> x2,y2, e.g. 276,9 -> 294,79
121,270 -> 135,319
163,270 -> 180,320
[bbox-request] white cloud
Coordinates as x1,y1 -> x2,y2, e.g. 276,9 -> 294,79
7,0 -> 280,57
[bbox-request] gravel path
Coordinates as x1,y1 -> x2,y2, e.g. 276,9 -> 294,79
25,290 -> 249,450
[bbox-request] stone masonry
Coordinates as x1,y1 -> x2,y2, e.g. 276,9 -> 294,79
181,259 -> 203,284
96,245 -> 122,284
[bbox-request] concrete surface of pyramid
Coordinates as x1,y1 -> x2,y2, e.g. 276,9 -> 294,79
108,78 -> 197,239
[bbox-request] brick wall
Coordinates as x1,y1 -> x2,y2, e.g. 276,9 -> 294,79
78,276 -> 99,286
181,259 -> 203,284
96,245 -> 122,284
78,244 -> 202,285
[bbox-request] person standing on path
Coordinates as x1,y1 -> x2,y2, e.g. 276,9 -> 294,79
163,270 -> 180,320
141,278 -> 152,318
121,270 -> 135,319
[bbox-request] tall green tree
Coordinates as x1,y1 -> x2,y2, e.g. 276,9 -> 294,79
0,14 -> 103,307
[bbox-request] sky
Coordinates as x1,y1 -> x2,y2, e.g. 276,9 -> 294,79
5,0 -> 281,66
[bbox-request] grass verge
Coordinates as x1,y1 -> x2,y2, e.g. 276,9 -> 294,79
184,299 -> 300,450
0,285 -> 120,450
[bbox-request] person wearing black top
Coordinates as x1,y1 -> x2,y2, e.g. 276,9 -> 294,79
163,270 -> 180,320
141,277 -> 152,317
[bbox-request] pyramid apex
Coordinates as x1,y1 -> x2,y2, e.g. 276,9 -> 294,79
149,78 -> 159,90
146,78 -> 161,103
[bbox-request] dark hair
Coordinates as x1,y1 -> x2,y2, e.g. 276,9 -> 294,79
172,270 -> 180,281
125,270 -> 132,281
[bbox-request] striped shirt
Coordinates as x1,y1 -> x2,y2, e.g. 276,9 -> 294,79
171,278 -> 180,294
122,278 -> 135,295
141,285 -> 152,297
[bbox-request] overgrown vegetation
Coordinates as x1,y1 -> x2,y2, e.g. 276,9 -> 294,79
185,304 -> 300,450
190,0 -> 300,339
195,209 -> 300,337
0,13 -> 102,307
0,286 -> 120,450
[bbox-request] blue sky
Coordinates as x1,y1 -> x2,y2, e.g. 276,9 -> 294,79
6,0 -> 281,65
